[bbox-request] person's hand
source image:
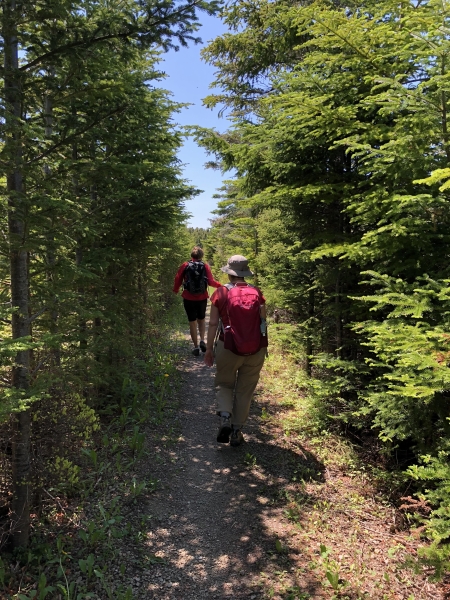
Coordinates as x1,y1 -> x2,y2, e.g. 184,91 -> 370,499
204,349 -> 214,367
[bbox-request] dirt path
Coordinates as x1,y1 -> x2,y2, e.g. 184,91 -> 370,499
2,319 -> 446,599
129,325 -> 445,600
140,357 -> 294,598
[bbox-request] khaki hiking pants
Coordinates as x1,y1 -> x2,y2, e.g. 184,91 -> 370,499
215,340 -> 266,430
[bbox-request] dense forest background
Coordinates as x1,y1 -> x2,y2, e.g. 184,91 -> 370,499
197,0 -> 450,573
0,0 -> 217,552
2,0 -> 450,591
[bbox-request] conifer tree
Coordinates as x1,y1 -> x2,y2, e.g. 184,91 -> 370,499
1,0 -> 218,548
200,0 -> 450,566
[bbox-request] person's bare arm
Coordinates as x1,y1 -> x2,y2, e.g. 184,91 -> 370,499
204,303 -> 219,367
173,262 -> 186,294
205,263 -> 222,289
259,302 -> 267,336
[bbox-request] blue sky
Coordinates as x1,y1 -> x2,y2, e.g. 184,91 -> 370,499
161,13 -> 231,229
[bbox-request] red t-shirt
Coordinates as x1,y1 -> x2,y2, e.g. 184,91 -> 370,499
211,283 -> 266,341
173,261 -> 221,301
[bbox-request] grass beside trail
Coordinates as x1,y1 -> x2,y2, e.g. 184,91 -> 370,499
2,311 -> 442,600
1,303 -> 189,600
251,323 -> 440,600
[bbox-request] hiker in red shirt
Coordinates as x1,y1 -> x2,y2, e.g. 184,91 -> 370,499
173,246 -> 221,356
204,255 -> 267,446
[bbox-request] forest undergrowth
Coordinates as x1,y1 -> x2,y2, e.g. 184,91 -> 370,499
1,310 -> 448,599
252,323 -> 447,600
0,303 -> 188,600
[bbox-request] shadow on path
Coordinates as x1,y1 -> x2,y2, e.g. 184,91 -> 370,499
142,346 -> 325,600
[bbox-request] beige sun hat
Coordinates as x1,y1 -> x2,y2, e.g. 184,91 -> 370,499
220,255 -> 254,277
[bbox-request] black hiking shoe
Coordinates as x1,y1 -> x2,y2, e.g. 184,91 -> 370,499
192,347 -> 200,357
230,428 -> 244,447
217,416 -> 232,443
199,340 -> 207,353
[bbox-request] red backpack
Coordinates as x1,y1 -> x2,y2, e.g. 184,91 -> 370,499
222,283 -> 268,356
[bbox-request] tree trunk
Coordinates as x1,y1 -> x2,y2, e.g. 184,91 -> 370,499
44,84 -> 61,366
72,136 -> 87,351
306,283 -> 314,376
4,0 -> 31,548
335,270 -> 342,359
76,236 -> 87,350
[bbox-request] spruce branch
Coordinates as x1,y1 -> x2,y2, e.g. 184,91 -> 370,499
14,0 -> 209,75
24,106 -> 127,165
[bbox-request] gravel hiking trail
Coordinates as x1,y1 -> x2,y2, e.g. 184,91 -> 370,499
132,322 -> 444,600
138,327 -> 321,600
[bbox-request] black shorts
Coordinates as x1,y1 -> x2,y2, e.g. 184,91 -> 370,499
183,298 -> 207,322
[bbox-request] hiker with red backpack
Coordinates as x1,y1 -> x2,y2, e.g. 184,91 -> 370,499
173,246 -> 221,356
204,255 -> 268,446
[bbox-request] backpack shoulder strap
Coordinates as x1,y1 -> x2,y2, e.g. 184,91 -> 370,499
219,284 -> 233,330
225,282 -> 255,289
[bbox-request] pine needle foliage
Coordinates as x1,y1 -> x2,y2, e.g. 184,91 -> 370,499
198,0 -> 450,571
0,0 -> 217,547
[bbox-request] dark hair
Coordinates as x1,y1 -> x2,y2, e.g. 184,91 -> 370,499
191,246 -> 204,260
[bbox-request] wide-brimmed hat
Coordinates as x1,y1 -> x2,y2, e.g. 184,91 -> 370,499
220,255 -> 254,277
